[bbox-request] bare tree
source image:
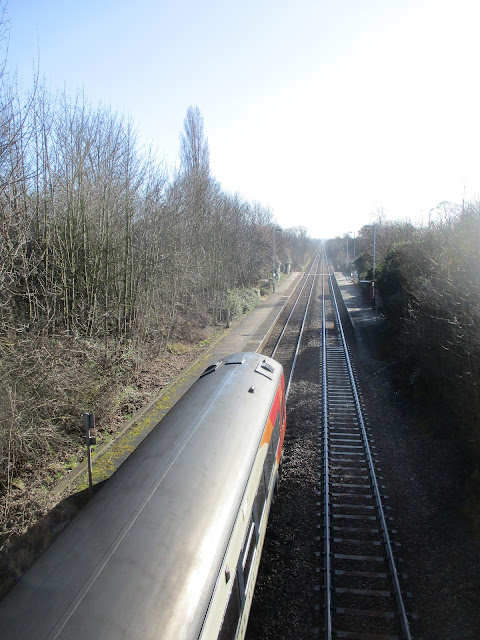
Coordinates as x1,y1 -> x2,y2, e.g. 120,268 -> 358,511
179,105 -> 210,177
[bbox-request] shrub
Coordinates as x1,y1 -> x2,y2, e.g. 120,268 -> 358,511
224,287 -> 260,319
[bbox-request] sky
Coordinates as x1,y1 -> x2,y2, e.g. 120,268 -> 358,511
4,0 -> 480,239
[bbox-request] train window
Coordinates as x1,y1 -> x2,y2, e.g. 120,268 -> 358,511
242,517 -> 256,589
254,473 -> 266,523
265,437 -> 274,483
217,572 -> 241,640
273,414 -> 281,453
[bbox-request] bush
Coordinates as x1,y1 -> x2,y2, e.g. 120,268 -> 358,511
373,207 -> 480,450
224,287 -> 260,320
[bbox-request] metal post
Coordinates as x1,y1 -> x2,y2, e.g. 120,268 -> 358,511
372,223 -> 376,281
372,223 -> 376,304
365,223 -> 377,301
83,412 -> 97,499
346,231 -> 352,273
272,228 -> 277,293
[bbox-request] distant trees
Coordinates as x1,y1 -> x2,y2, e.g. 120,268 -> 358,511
283,226 -> 314,270
388,208 -> 480,440
346,209 -> 480,451
0,90 -> 314,345
327,208 -> 480,456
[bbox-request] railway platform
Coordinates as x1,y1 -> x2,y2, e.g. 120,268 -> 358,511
56,272 -> 304,496
334,271 -> 387,361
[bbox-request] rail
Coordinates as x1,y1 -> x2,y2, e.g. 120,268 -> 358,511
266,252 -> 320,400
319,256 -> 412,639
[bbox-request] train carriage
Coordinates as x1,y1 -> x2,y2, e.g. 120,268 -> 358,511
0,352 -> 286,640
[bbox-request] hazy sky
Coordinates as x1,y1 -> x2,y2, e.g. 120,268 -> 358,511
5,0 -> 480,238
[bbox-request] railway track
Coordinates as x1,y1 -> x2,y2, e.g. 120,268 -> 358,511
248,252 -> 413,640
263,252 -> 320,397
319,261 -> 412,639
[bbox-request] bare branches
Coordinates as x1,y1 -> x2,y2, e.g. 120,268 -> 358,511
179,105 -> 210,177
0,80 -> 316,519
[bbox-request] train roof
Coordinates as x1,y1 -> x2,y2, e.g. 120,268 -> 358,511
0,352 -> 283,640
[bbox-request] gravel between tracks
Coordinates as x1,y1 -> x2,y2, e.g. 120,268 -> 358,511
246,282 -> 480,640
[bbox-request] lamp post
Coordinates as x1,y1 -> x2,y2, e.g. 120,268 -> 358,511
372,223 -> 376,283
365,223 -> 376,300
272,227 -> 281,292
346,231 -> 352,271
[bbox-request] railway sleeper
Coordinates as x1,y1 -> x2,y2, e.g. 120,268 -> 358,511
331,514 -> 379,521
335,587 -> 392,597
327,424 -> 365,430
332,503 -> 376,510
334,553 -> 385,562
331,493 -> 376,500
335,569 -> 388,579
329,478 -> 371,485
331,444 -> 365,450
332,612 -> 402,636
335,607 -> 395,619
333,577 -> 394,594
317,525 -> 381,538
333,526 -> 380,535
333,538 -> 383,546
334,629 -> 400,640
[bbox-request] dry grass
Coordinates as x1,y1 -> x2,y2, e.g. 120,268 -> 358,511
0,330 -> 215,597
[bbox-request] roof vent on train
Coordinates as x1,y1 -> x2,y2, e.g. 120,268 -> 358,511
255,359 -> 275,380
200,361 -> 221,377
225,355 -> 245,365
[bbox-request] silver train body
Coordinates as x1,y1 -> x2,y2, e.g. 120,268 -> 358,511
0,352 -> 286,640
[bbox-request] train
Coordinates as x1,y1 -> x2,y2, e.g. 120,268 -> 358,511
0,352 -> 286,640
